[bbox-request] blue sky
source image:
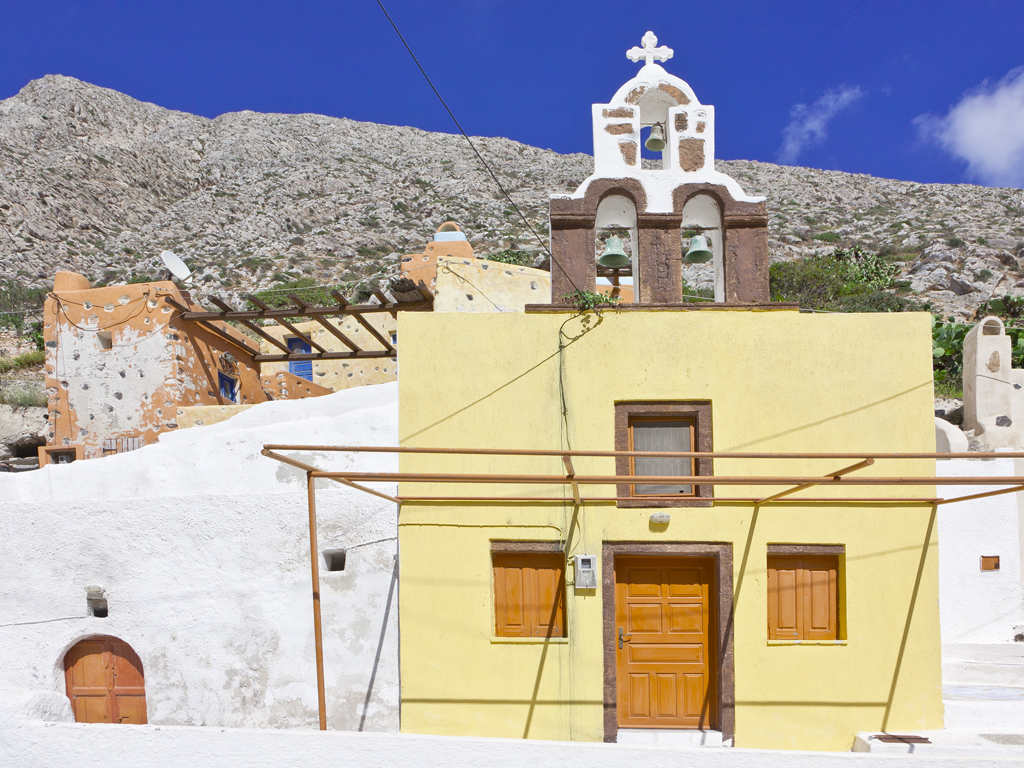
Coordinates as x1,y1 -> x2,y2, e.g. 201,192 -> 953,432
2,1 -> 1023,187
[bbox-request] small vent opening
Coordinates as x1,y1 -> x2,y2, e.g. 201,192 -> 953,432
86,587 -> 108,618
323,549 -> 347,572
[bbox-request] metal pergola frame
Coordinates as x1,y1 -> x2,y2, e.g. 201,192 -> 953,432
261,444 -> 1024,730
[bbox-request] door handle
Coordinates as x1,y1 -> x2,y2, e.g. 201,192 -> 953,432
618,627 -> 632,649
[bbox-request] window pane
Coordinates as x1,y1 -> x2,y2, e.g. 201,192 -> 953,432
633,420 -> 692,495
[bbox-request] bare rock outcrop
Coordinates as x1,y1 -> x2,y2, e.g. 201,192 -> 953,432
1,75 -> 1022,319
0,405 -> 46,460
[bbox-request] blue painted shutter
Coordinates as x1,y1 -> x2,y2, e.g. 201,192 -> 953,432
288,337 -> 313,381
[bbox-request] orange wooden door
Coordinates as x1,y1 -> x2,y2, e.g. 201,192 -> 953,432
64,637 -> 147,724
615,557 -> 715,729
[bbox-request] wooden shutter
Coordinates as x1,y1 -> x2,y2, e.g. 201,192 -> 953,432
493,553 -> 566,638
767,555 -> 838,640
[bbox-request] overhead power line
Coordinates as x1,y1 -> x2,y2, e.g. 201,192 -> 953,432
373,0 -> 582,295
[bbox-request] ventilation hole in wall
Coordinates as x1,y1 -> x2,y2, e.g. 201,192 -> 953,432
86,589 -> 108,618
323,549 -> 347,572
96,331 -> 112,350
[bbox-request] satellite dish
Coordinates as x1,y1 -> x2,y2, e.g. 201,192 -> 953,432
160,251 -> 192,283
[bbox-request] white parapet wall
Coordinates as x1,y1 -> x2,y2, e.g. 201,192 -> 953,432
938,457 -> 1024,645
0,383 -> 401,731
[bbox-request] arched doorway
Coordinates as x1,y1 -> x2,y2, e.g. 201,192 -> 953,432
63,636 -> 147,724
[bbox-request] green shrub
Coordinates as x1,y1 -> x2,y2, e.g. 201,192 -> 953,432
814,231 -> 841,243
487,249 -> 533,267
28,322 -> 43,352
681,280 -> 714,303
769,246 -> 918,313
0,350 -> 45,373
562,290 -> 622,311
0,382 -> 47,407
946,237 -> 966,248
0,281 -> 46,332
248,277 -> 349,311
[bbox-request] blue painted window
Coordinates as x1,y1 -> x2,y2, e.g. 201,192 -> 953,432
288,337 -> 313,381
218,372 -> 238,403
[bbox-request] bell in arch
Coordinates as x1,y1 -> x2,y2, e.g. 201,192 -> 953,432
684,234 -> 714,263
645,123 -> 666,152
598,236 -> 630,268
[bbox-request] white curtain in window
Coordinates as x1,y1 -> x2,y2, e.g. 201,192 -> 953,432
634,420 -> 692,495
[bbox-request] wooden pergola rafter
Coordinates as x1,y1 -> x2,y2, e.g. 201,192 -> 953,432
162,283 -> 431,364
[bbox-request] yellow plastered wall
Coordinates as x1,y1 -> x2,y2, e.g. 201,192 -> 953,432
396,308 -> 941,751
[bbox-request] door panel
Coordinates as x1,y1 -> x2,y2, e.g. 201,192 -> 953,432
64,637 -> 148,724
615,556 -> 715,729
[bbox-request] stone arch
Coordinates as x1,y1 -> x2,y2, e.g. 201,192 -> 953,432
680,193 -> 724,302
63,635 -> 148,724
579,178 -> 648,216
595,194 -> 639,298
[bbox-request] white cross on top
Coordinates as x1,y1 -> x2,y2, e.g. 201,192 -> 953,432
626,31 -> 673,66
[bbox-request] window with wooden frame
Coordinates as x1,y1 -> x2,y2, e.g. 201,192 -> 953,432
492,544 -> 566,638
767,545 -> 843,641
614,402 -> 712,507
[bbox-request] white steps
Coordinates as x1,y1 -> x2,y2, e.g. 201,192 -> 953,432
616,729 -> 724,747
938,643 -> 1024,738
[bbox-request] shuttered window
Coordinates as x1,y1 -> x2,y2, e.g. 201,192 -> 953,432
767,555 -> 839,640
493,553 -> 566,638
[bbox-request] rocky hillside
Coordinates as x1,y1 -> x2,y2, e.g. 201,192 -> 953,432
1,75 -> 1023,317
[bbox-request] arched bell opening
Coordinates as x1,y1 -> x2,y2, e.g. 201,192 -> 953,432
634,87 -> 679,170
680,194 -> 724,303
595,194 -> 638,302
63,635 -> 148,724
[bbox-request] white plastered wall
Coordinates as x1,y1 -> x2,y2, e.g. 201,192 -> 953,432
567,62 -> 762,214
0,383 -> 401,731
937,458 -> 1024,644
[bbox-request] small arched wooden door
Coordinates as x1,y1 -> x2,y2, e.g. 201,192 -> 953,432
63,636 -> 147,724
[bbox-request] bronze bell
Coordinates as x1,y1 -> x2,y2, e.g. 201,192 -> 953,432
645,123 -> 666,152
684,234 -> 714,263
598,236 -> 630,268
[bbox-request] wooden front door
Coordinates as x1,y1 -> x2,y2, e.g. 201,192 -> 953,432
615,556 -> 715,729
64,636 -> 147,724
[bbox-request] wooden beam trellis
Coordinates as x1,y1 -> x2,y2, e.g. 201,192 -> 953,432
160,288 -> 427,362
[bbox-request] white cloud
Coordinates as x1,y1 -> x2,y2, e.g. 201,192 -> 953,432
777,85 -> 865,165
916,67 -> 1024,187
